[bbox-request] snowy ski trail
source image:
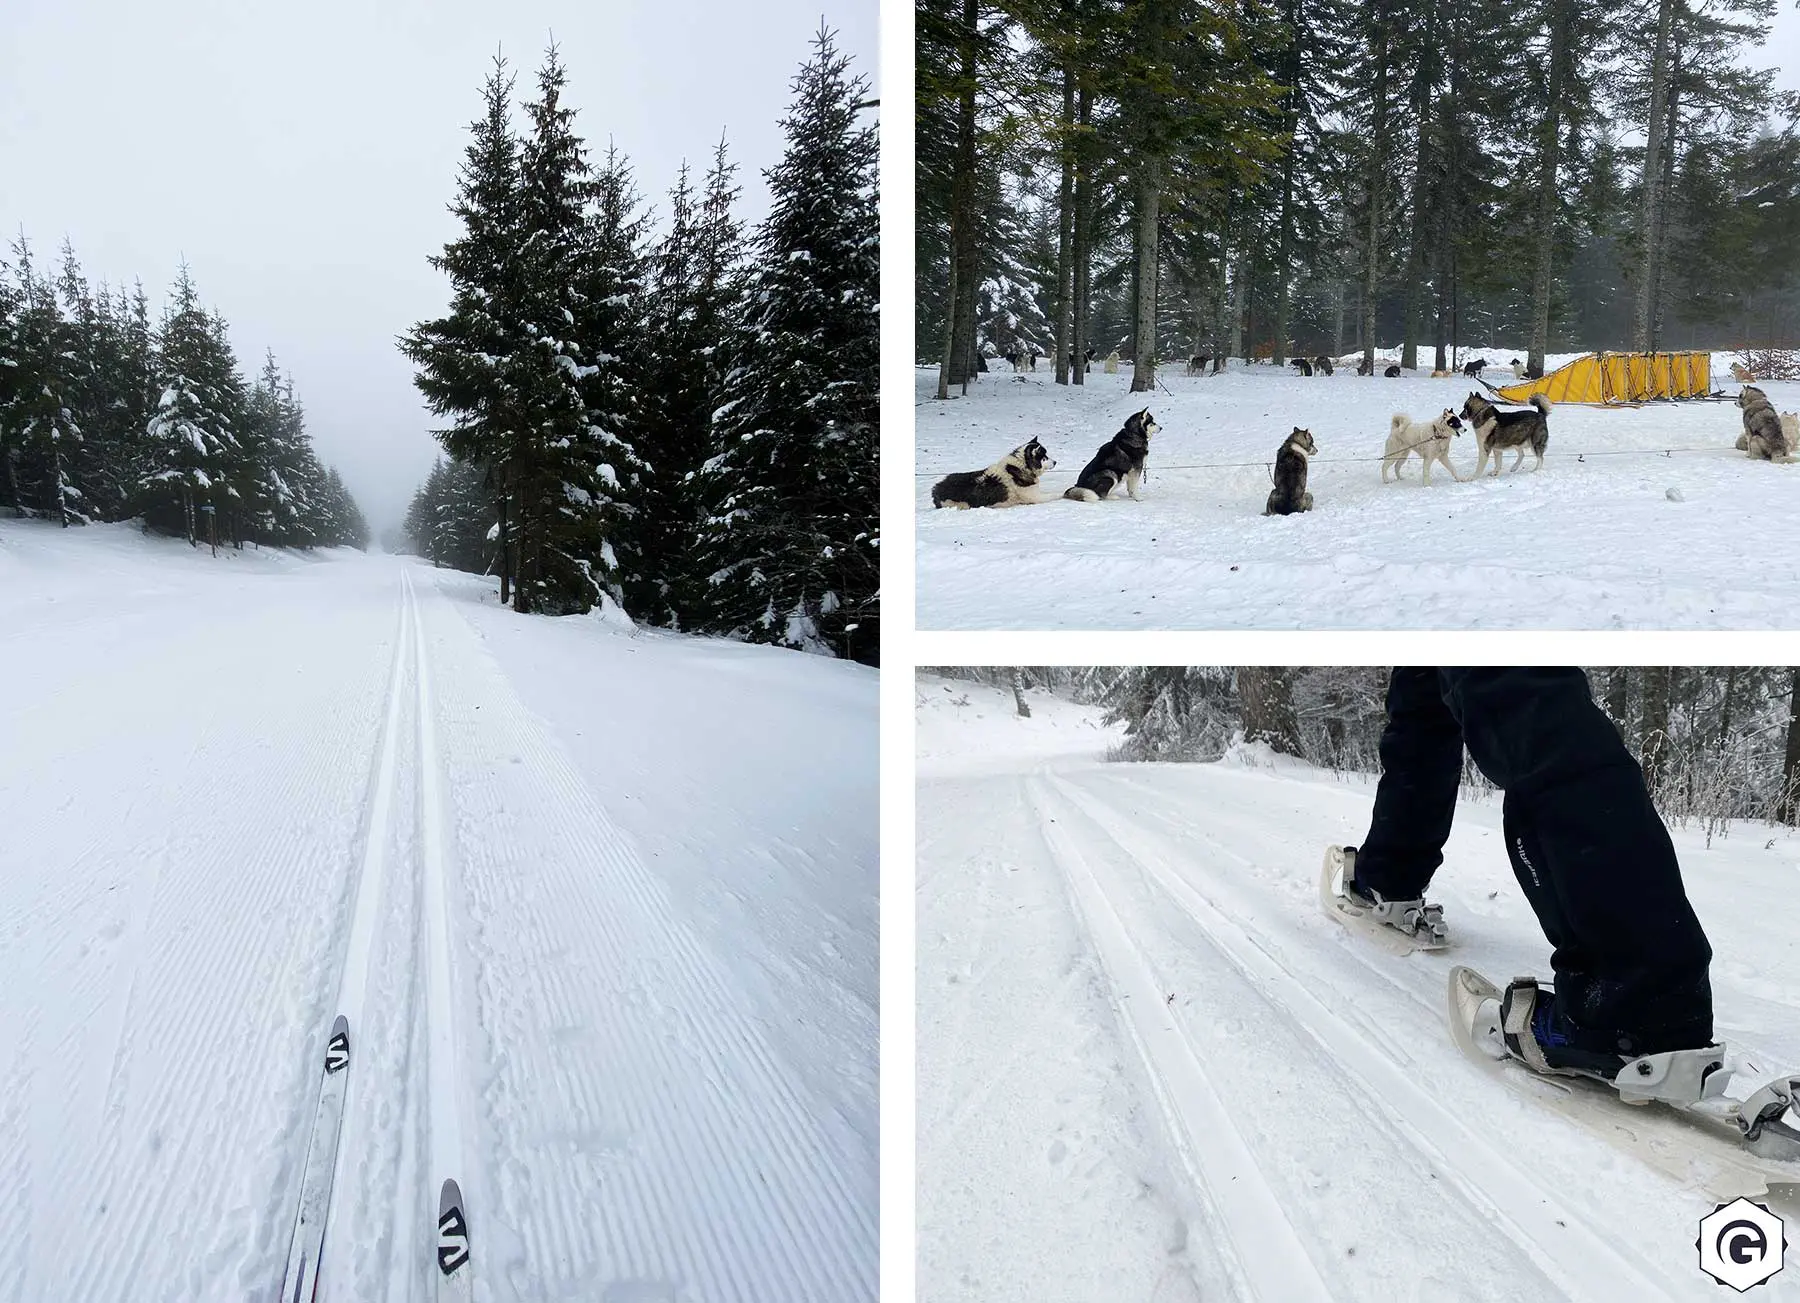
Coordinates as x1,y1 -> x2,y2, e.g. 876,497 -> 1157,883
918,682 -> 1800,1303
1,526 -> 876,1303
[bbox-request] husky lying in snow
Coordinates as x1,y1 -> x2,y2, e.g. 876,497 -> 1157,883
931,438 -> 1058,508
1736,386 -> 1793,461
1461,391 -> 1552,476
1264,428 -> 1317,515
1384,409 -> 1465,485
1384,364 -> 1402,378
1065,409 -> 1158,501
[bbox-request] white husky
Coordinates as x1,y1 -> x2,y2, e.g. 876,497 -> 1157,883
1383,409 -> 1465,485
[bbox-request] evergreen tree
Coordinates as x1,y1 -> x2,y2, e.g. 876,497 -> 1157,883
141,264 -> 239,544
702,26 -> 879,663
1,236 -> 85,525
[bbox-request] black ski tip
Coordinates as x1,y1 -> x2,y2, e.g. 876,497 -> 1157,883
437,1179 -> 469,1277
325,1015 -> 350,1074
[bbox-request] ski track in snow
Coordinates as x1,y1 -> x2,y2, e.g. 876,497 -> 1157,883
915,364 -> 1800,629
918,682 -> 1800,1303
0,524 -> 876,1303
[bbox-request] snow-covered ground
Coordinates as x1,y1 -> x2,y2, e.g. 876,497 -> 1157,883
917,677 -> 1800,1302
0,519 -> 876,1302
915,356 -> 1800,629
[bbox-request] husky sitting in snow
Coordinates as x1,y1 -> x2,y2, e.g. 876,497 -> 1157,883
1736,386 -> 1792,461
1264,428 -> 1317,516
1314,356 -> 1334,376
931,438 -> 1058,508
1383,364 -> 1402,378
1383,409 -> 1465,485
1461,391 -> 1551,476
1065,410 -> 1157,501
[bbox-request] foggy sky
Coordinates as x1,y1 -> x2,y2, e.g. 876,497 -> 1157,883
0,0 -> 877,534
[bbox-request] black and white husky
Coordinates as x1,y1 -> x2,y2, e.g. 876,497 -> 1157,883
1065,410 -> 1158,501
931,438 -> 1058,508
1264,428 -> 1317,515
1461,391 -> 1552,476
1384,409 -> 1465,485
1737,386 -> 1793,461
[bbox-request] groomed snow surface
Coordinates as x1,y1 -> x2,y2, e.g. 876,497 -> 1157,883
915,356 -> 1800,629
0,520 -> 876,1302
917,677 -> 1800,1303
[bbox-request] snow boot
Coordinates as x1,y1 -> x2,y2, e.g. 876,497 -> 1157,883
1323,845 -> 1449,948
1496,976 -> 1726,1102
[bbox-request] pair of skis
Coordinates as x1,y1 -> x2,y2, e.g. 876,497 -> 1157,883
278,1015 -> 471,1300
1320,846 -> 1800,1193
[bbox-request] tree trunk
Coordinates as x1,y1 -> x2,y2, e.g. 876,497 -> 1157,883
941,0 -> 980,392
1011,667 -> 1031,718
1130,169 -> 1160,392
1604,666 -> 1632,735
1780,668 -> 1800,825
1526,5 -> 1569,375
1401,0 -> 1436,372
1274,7 -> 1299,367
1640,666 -> 1672,796
1237,667 -> 1303,757
1632,0 -> 1675,351
1649,60 -> 1681,349
1361,0 -> 1390,375
1071,83 -> 1092,387
1229,249 -> 1248,363
496,483 -> 511,607
1054,58 -> 1075,385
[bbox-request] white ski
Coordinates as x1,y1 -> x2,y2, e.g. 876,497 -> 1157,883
1318,846 -> 1447,955
1446,966 -> 1800,1200
279,1015 -> 352,1302
437,1178 -> 472,1300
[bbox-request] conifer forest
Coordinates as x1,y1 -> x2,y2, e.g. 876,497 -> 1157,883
917,0 -> 1800,389
0,243 -> 368,550
404,28 -> 879,664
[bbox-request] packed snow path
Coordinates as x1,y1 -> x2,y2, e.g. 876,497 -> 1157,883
916,681 -> 1800,1303
915,364 -> 1800,629
0,524 -> 876,1303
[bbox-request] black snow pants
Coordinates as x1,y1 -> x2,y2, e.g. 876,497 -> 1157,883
1354,667 -> 1713,1055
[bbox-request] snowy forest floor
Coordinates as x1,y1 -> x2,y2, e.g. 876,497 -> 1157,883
916,677 -> 1800,1302
0,519 -> 876,1302
915,357 -> 1800,629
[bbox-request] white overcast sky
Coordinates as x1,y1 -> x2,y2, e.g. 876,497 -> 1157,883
0,0 -> 877,532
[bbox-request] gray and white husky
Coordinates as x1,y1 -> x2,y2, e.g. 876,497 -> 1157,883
1461,392 -> 1551,476
1065,409 -> 1158,501
1736,386 -> 1793,461
1383,409 -> 1465,485
931,437 -> 1058,508
1264,428 -> 1317,515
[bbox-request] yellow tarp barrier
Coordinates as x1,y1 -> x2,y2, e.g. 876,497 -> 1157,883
1492,351 -> 1714,405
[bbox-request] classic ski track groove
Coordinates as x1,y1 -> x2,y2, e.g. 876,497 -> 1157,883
1047,770 -> 1680,1303
281,574 -> 413,1297
1026,774 -> 1334,1302
407,570 -> 876,1301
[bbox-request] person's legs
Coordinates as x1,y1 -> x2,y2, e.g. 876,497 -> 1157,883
1351,668 -> 1465,900
1438,668 -> 1713,1053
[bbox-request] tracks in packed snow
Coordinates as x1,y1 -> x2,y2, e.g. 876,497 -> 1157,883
1033,768 -> 1681,1303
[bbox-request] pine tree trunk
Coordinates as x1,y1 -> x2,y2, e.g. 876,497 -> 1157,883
1362,0 -> 1390,376
936,254 -> 959,401
1229,248 -> 1248,363
1527,0 -> 1570,376
1779,668 -> 1800,825
1649,63 -> 1681,349
1054,59 -> 1075,386
1011,667 -> 1031,719
1605,666 -> 1632,735
1632,0 -> 1675,351
1401,1 -> 1434,373
1274,10 -> 1298,368
1237,667 -> 1303,757
1640,666 -> 1672,795
496,486 -> 511,606
1071,84 -> 1092,387
942,0 -> 980,392
1131,169 -> 1160,392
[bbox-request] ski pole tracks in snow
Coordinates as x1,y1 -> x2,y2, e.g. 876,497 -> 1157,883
408,575 -> 876,1301
1028,777 -> 1333,1303
1046,772 -> 1680,1303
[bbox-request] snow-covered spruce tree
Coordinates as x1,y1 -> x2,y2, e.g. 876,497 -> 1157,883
702,26 -> 878,663
1,236 -> 86,525
628,138 -> 748,626
401,54 -> 529,605
140,265 -> 239,544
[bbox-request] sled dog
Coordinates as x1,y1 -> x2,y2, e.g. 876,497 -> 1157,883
1315,356 -> 1334,376
1065,410 -> 1157,502
1461,391 -> 1552,476
1463,357 -> 1488,378
1384,364 -> 1403,378
1384,409 -> 1466,485
1264,428 -> 1317,516
931,438 -> 1058,508
1737,387 -> 1791,461
1290,357 -> 1315,376
1357,357 -> 1374,376
1186,353 -> 1210,377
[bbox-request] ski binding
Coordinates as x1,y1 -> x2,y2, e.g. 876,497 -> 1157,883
1319,845 -> 1449,955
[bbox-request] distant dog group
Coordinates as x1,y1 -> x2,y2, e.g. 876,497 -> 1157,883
929,412 -> 1160,509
